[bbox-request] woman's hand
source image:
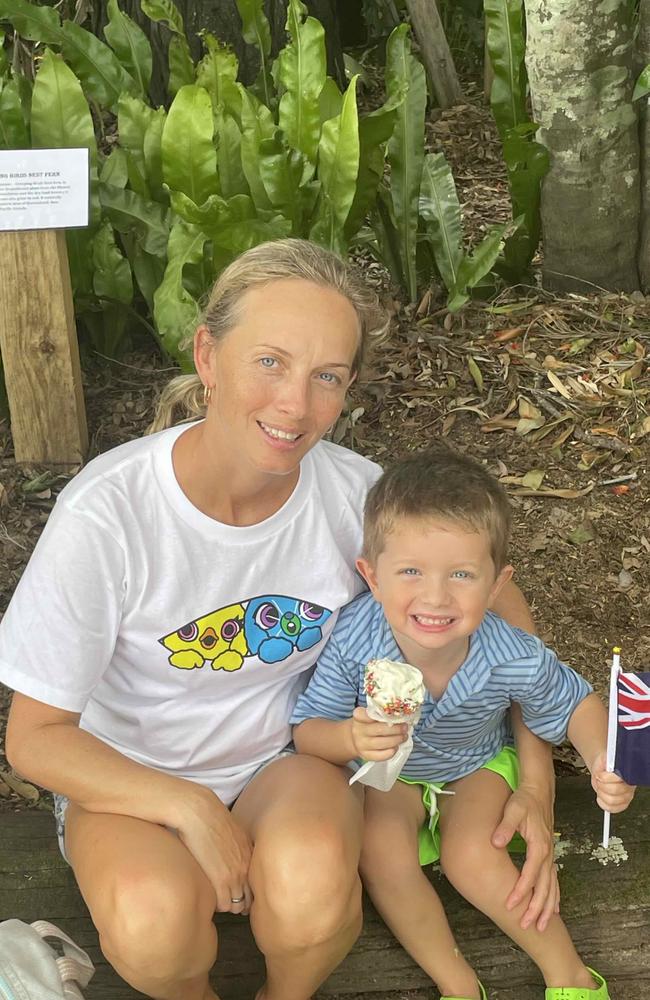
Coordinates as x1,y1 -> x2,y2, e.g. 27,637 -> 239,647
175,786 -> 253,915
491,781 -> 558,932
350,706 -> 408,761
7,693 -> 253,913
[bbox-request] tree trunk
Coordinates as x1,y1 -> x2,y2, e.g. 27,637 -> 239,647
187,0 -> 345,88
93,1 -> 169,105
524,0 -> 641,293
105,1 -> 345,103
639,0 -> 650,293
405,0 -> 463,109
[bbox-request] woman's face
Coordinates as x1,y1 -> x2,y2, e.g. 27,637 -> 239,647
196,278 -> 361,480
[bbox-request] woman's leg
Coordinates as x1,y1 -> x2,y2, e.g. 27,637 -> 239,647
438,769 -> 597,990
65,803 -> 219,1000
232,754 -> 364,1000
360,783 -> 481,1000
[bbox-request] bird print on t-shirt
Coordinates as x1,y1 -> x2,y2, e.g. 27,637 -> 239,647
159,603 -> 247,671
159,595 -> 332,671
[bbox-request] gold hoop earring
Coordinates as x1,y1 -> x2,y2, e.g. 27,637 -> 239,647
203,385 -> 212,406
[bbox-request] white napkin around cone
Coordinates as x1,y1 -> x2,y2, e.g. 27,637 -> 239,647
349,658 -> 425,792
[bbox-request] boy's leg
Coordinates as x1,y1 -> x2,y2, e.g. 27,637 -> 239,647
361,781 -> 482,1000
438,769 -> 598,990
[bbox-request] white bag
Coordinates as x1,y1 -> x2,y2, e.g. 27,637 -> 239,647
0,920 -> 95,1000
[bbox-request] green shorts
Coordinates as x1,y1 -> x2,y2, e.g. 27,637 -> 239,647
398,745 -> 525,866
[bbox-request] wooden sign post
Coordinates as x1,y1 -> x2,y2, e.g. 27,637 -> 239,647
0,148 -> 89,465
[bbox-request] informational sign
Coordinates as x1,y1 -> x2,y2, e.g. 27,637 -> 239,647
0,147 -> 89,232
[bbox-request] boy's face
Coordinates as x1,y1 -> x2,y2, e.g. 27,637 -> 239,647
356,516 -> 513,664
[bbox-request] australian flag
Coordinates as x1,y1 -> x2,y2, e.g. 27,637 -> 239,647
614,671 -> 650,786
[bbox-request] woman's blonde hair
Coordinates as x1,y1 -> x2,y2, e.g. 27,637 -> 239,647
149,238 -> 390,433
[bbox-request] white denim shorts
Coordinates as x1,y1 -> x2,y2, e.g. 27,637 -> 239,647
53,746 -> 295,863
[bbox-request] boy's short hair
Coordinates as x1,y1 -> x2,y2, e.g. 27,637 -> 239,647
363,443 -> 512,570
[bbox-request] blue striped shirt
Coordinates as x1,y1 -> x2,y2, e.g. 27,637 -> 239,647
291,593 -> 592,783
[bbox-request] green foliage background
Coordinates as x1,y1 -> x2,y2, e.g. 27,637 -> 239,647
0,0 -> 547,372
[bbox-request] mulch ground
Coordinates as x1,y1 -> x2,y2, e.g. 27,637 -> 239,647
1,82 -> 649,813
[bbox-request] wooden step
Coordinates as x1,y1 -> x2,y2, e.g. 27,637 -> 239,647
1,777 -> 648,999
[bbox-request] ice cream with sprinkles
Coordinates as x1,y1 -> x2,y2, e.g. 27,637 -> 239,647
364,658 -> 425,722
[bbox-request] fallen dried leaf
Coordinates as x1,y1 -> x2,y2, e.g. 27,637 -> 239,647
543,354 -> 570,371
631,415 -> 650,440
441,413 -> 456,436
518,398 -> 543,420
332,415 -> 349,444
506,484 -> 594,500
493,326 -> 524,343
488,301 -> 535,315
565,337 -> 593,355
529,532 -> 551,553
516,416 -> 545,435
448,404 -> 490,419
22,472 -> 55,494
546,370 -> 573,399
416,288 -> 432,317
481,418 -> 519,432
494,400 -> 518,421
0,768 -> 40,802
577,449 -> 609,471
591,425 -> 622,437
548,424 -> 575,449
602,383 -> 650,398
568,519 -> 597,545
522,469 -> 545,489
620,360 -> 644,385
617,337 -> 642,356
468,356 -> 484,392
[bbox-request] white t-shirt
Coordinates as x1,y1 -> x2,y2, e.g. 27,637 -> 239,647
0,424 -> 381,805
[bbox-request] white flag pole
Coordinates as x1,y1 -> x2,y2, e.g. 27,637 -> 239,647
602,647 -> 621,848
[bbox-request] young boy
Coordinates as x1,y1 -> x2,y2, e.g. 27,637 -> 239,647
291,445 -> 635,1000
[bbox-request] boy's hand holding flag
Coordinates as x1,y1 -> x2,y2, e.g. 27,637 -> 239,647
591,750 -> 636,813
601,648 -> 647,847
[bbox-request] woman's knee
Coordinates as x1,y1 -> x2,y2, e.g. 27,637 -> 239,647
252,819 -> 362,948
65,809 -> 217,979
92,864 -> 217,977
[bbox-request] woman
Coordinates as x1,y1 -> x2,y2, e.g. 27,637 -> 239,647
2,240 -> 556,1000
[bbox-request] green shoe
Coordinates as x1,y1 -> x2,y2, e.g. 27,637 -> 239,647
441,981 -> 488,1000
545,968 -> 610,1000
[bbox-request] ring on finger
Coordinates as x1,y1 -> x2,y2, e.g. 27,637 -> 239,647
230,895 -> 245,904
